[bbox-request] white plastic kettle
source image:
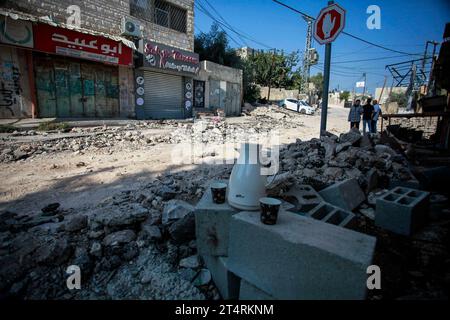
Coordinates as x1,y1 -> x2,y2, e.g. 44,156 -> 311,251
228,143 -> 267,211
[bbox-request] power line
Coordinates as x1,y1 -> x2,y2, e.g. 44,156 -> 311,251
196,0 -> 273,49
194,3 -> 245,47
197,0 -> 249,47
272,0 -> 422,56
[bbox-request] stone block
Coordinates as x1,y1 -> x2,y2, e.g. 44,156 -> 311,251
319,178 -> 365,211
375,186 -> 429,236
227,211 -> 376,300
195,181 -> 238,256
202,255 -> 240,300
239,279 -> 274,300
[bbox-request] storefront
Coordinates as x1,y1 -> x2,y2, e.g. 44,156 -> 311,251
135,40 -> 199,119
32,23 -> 134,118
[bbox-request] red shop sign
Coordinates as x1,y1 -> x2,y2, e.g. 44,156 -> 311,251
33,24 -> 133,66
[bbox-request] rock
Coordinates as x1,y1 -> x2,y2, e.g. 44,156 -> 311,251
303,168 -> 316,178
92,204 -> 148,229
13,149 -> 28,160
65,215 -> 88,232
90,242 -> 102,257
323,167 -> 343,180
141,224 -> 162,241
162,200 -> 194,225
321,137 -> 336,160
360,134 -> 374,150
366,169 -> 379,193
179,268 -> 198,282
168,212 -> 196,244
359,208 -> 375,220
41,203 -> 60,215
157,185 -> 178,201
103,230 -> 136,247
34,238 -> 71,264
122,242 -> 139,261
192,269 -> 211,287
335,142 -> 352,154
179,255 -> 200,269
339,129 -> 361,146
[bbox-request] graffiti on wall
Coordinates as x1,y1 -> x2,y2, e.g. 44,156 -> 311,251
0,61 -> 22,116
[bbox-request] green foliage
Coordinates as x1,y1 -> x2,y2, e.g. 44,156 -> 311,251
339,90 -> 351,102
194,23 -> 240,67
389,91 -> 408,108
309,73 -> 324,98
37,122 -> 70,132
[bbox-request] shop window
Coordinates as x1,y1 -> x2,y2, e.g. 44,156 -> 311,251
155,0 -> 187,33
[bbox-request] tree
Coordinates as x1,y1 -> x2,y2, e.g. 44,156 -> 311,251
194,23 -> 240,67
389,91 -> 407,108
339,90 -> 350,102
309,73 -> 324,98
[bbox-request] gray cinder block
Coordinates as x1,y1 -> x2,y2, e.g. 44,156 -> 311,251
307,202 -> 356,229
375,186 -> 429,236
202,255 -> 240,300
319,178 -> 365,211
284,184 -> 323,213
239,279 -> 275,300
195,181 -> 238,256
227,211 -> 376,300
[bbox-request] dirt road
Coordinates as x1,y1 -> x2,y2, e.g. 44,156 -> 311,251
0,104 -> 350,215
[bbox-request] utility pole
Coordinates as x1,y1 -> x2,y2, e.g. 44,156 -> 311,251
378,75 -> 387,102
362,72 -> 367,99
320,39 -> 332,135
267,49 -> 276,102
301,16 -> 313,94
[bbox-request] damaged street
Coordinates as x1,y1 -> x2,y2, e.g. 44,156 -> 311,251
0,0 -> 449,309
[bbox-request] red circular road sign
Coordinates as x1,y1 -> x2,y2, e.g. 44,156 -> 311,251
313,3 -> 346,45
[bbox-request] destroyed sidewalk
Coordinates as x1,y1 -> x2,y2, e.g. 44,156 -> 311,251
0,107 -> 448,300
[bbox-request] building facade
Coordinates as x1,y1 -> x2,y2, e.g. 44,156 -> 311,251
0,0 -> 196,119
193,60 -> 242,116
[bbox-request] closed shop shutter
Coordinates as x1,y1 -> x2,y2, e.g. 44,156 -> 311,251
143,71 -> 183,119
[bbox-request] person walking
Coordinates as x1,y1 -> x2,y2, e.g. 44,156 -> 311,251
371,99 -> 382,133
348,99 -> 363,130
362,98 -> 374,134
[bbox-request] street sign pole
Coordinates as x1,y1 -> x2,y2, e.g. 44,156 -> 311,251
320,42 -> 332,135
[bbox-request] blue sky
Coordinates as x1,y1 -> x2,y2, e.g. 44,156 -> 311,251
194,0 -> 450,95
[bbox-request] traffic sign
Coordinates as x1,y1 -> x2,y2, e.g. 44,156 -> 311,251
313,3 -> 346,45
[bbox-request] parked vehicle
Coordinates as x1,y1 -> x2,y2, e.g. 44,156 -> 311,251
280,98 -> 315,115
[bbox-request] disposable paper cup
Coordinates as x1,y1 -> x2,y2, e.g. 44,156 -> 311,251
259,197 -> 281,225
211,182 -> 227,204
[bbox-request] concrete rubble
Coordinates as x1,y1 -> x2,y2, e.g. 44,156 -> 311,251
0,107 -> 448,300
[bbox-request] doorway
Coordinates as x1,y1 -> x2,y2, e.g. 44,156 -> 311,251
34,54 -> 119,118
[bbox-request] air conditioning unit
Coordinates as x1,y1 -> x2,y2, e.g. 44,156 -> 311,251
121,17 -> 141,38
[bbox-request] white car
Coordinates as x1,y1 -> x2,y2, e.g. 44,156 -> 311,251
281,99 -> 314,115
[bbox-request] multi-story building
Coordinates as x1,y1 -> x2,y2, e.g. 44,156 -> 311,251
0,0 -> 199,119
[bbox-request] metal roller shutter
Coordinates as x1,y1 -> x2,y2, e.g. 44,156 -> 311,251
143,71 -> 183,119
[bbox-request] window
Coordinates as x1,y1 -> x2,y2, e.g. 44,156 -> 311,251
130,0 -> 151,21
155,0 -> 187,33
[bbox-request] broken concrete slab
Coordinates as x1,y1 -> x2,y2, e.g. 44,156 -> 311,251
227,211 -> 376,300
202,255 -> 240,300
195,182 -> 238,257
375,186 -> 430,236
319,178 -> 365,211
239,279 -> 274,300
162,200 -> 195,225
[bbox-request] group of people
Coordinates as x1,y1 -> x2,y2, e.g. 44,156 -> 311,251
347,98 -> 382,134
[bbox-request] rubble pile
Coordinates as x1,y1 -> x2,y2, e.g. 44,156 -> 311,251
273,129 -> 416,194
0,105 -> 304,163
0,166 -> 232,299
